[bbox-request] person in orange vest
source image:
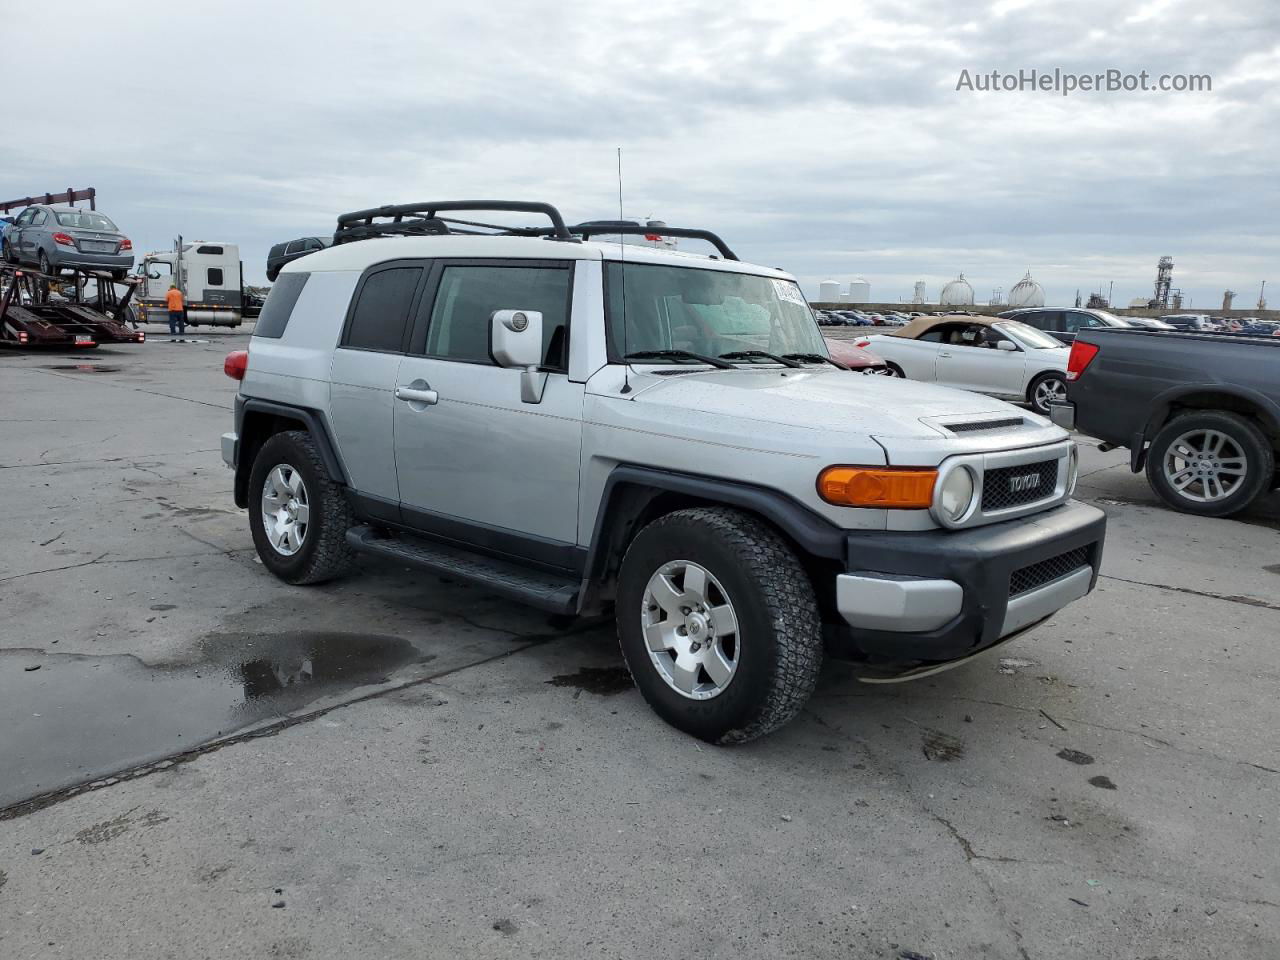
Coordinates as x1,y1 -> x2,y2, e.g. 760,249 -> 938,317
165,284 -> 186,339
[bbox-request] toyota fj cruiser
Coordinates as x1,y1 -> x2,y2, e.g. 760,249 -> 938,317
222,201 -> 1105,743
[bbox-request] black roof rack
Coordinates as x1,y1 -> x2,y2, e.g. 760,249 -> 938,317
332,201 -> 739,260
333,201 -> 577,246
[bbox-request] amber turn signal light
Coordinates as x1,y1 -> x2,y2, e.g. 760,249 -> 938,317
817,466 -> 937,508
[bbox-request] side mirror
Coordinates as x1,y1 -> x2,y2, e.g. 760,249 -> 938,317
148,272 -> 161,280
491,309 -> 547,403
996,340 -> 1017,352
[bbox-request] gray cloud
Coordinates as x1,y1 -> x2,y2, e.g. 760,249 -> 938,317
2,0 -> 1275,308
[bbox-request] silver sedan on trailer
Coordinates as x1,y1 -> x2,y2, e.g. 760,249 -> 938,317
1,205 -> 134,279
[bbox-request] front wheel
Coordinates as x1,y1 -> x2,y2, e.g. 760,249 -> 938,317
1145,412 -> 1274,517
248,430 -> 355,584
1028,372 -> 1067,415
615,507 -> 823,744
1,238 -> 15,264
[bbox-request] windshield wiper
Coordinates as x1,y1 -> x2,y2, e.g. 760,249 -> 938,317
717,350 -> 804,368
780,352 -> 850,370
623,350 -> 735,369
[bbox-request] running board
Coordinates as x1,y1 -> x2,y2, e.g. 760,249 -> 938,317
345,525 -> 579,614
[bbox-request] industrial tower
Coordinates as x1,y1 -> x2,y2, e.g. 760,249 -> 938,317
1153,256 -> 1173,309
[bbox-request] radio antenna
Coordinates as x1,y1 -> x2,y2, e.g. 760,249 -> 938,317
617,146 -> 631,394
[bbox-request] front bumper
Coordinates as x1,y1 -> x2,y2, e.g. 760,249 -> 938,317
830,500 -> 1105,665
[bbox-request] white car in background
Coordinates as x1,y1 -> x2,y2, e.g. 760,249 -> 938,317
856,315 -> 1071,415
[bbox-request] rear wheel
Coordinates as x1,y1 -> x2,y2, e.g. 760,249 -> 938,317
38,249 -> 53,277
883,361 -> 905,378
1145,411 -> 1273,517
248,430 -> 355,584
1028,372 -> 1067,415
1,238 -> 14,264
615,507 -> 823,744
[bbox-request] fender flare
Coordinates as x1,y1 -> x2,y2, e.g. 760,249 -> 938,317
1140,383 -> 1280,441
234,398 -> 348,506
582,464 -> 847,587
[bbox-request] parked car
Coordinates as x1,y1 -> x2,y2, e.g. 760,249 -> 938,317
1240,320 -> 1280,336
857,314 -> 1071,414
266,236 -> 333,281
998,306 -> 1131,345
1159,314 -> 1218,332
220,199 -> 1103,744
1054,327 -> 1280,517
822,337 -> 892,373
1,205 -> 134,279
1123,317 -> 1176,330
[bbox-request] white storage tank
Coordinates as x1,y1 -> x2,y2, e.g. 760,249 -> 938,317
940,273 -> 974,306
818,280 -> 842,303
847,277 -> 871,303
1008,270 -> 1045,308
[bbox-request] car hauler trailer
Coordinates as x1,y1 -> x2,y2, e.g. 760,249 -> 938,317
134,239 -> 245,328
0,264 -> 145,349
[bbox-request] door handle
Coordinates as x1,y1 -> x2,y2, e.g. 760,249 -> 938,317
938,351 -> 952,358
395,386 -> 439,405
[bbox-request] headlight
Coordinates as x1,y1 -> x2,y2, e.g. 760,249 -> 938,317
938,466 -> 976,522
1066,443 -> 1079,496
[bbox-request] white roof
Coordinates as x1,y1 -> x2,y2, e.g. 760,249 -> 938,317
283,233 -> 792,281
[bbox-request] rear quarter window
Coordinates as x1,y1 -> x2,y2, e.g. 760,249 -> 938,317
254,272 -> 309,339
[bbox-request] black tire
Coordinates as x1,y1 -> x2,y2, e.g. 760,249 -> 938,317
111,269 -> 127,281
1027,371 -> 1067,415
248,430 -> 355,584
1,238 -> 14,264
615,506 -> 823,744
38,249 -> 53,277
883,361 -> 905,378
1145,411 -> 1274,518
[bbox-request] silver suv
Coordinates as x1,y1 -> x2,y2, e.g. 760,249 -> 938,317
222,201 -> 1106,743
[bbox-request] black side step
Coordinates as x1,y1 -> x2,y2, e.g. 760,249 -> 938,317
345,525 -> 579,614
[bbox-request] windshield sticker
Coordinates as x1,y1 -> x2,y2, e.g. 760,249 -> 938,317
772,279 -> 806,305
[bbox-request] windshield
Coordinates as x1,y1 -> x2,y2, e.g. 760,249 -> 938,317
605,262 -> 827,362
54,211 -> 117,231
994,320 -> 1063,349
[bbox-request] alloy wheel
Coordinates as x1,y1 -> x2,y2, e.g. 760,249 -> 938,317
641,560 -> 740,700
1162,429 -> 1247,503
1033,376 -> 1067,412
260,463 -> 310,556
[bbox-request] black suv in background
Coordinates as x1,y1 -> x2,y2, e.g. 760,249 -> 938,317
266,236 -> 332,281
997,307 -> 1131,345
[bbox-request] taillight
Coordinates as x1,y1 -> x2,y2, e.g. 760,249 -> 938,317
52,232 -> 75,246
224,349 -> 248,380
136,331 -> 146,343
855,340 -> 871,348
119,237 -> 133,251
1065,341 -> 1099,381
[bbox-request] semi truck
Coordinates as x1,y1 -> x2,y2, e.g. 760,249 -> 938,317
134,238 -> 246,328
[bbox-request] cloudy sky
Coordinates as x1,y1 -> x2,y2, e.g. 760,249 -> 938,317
4,0 -> 1277,306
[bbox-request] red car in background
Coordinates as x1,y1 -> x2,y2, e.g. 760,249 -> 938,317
824,337 -> 896,375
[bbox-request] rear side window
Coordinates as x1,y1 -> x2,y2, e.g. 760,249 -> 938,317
254,272 -> 309,339
197,245 -> 224,255
208,267 -> 224,285
424,264 -> 570,367
342,267 -> 421,352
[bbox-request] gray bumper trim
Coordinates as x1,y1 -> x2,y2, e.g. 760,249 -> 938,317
1049,402 -> 1076,430
221,431 -> 237,469
999,565 -> 1092,637
836,573 -> 964,633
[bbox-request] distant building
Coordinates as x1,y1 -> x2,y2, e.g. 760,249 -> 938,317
847,277 -> 871,304
939,273 -> 974,306
912,281 -> 926,304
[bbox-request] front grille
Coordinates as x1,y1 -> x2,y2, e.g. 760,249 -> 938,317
1010,547 -> 1090,597
982,458 -> 1058,512
947,417 -> 1025,434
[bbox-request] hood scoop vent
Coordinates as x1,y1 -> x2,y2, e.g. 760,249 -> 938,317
940,416 -> 1026,434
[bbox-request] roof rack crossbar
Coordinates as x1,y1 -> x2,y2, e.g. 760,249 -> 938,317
333,201 -> 577,245
523,223 -> 739,261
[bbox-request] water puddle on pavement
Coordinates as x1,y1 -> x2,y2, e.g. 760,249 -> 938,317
0,631 -> 428,808
43,364 -> 123,373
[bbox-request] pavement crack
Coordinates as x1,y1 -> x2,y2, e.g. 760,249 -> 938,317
25,367 -> 233,410
0,619 -> 597,822
0,549 -> 247,584
1099,574 -> 1280,613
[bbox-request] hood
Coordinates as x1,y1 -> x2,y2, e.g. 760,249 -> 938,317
625,367 -> 1039,440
